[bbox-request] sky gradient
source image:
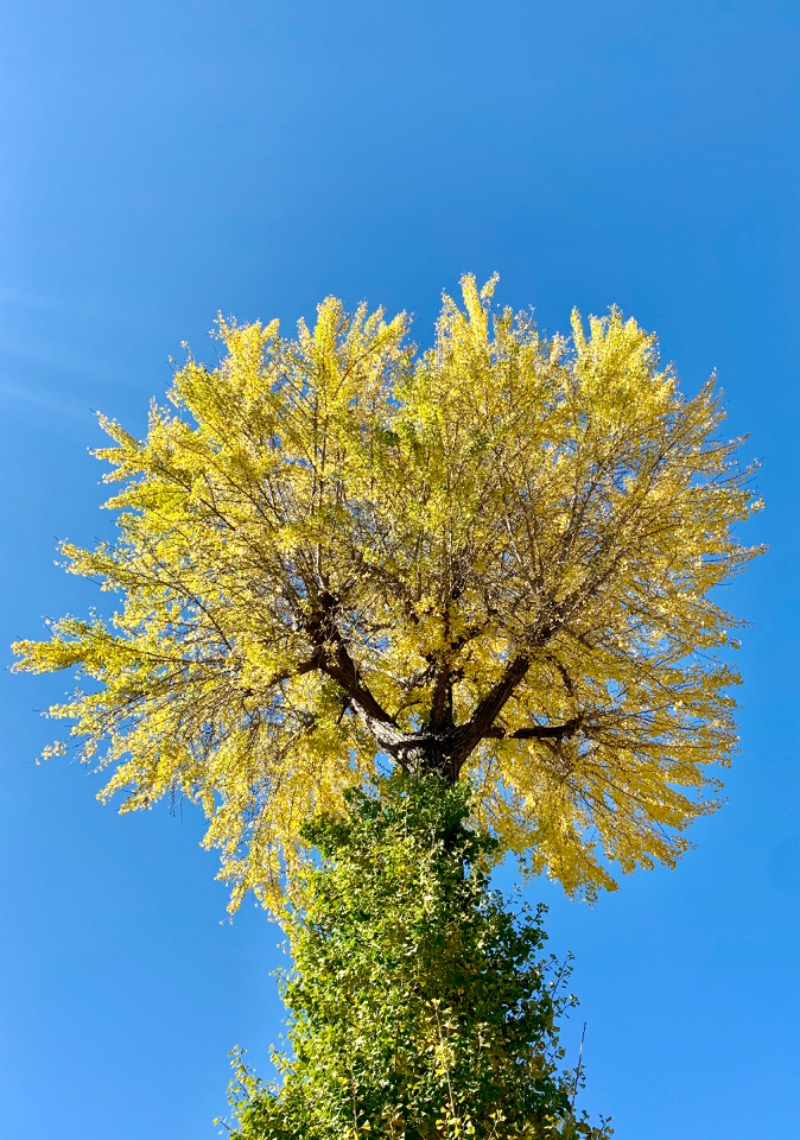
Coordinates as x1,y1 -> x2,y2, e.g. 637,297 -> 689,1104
1,2 -> 798,1137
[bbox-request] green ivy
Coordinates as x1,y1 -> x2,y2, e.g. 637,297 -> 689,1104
224,774 -> 611,1139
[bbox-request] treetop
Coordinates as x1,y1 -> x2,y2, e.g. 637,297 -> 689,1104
13,275 -> 762,912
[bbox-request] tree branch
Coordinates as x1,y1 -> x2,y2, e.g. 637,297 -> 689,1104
428,665 -> 453,732
304,590 -> 404,754
448,619 -> 560,770
483,715 -> 584,741
449,652 -> 531,767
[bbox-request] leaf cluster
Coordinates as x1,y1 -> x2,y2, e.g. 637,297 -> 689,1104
225,774 -> 611,1140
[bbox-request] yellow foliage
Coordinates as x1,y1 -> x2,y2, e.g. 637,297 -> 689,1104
13,277 -> 762,912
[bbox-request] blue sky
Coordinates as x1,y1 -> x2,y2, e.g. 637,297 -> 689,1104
1,2 -> 798,1136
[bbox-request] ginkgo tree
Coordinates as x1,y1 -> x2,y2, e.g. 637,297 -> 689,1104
13,275 -> 761,913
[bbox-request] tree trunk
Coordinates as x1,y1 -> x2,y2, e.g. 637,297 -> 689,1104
400,737 -> 459,783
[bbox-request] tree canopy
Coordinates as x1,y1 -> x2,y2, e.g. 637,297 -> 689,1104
13,276 -> 761,911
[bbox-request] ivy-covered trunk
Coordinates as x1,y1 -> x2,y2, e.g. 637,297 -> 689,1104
226,774 -> 611,1139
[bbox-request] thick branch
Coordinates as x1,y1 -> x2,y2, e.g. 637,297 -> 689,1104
483,715 -> 584,741
428,666 -> 453,732
304,591 -> 403,753
449,653 -> 530,767
447,616 -> 564,771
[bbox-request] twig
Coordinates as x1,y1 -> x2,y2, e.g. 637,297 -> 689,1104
565,1021 -> 587,1139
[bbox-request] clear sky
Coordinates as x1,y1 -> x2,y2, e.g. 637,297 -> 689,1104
1,2 -> 797,1137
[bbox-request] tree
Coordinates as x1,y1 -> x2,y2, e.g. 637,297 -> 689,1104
225,772 -> 611,1140
13,276 -> 761,912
